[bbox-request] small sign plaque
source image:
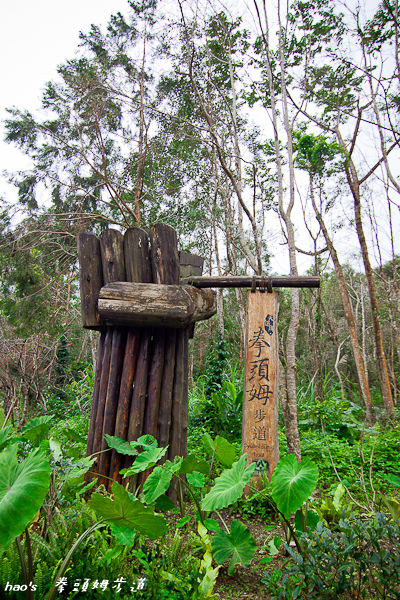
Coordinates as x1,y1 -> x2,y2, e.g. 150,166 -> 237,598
242,290 -> 280,483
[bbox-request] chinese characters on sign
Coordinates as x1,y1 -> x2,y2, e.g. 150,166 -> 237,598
242,291 -> 280,483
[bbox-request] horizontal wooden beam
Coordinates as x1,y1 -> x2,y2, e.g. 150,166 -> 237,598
180,275 -> 320,289
98,282 -> 216,328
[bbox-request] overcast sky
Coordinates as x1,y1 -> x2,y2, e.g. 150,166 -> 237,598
0,0 -> 130,202
0,0 -> 396,276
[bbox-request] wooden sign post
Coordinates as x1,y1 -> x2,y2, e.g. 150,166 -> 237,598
242,289 -> 280,482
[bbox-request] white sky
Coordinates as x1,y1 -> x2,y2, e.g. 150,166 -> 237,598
0,0 -> 130,202
0,0 -> 398,277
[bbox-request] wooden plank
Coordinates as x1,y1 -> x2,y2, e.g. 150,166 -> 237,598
77,232 -> 104,329
86,330 -> 106,458
150,223 -> 180,285
124,227 -> 152,283
100,229 -> 126,284
179,327 -> 189,459
181,275 -> 320,289
108,227 -> 152,487
91,327 -> 113,467
158,329 -> 177,450
179,251 -> 204,279
108,329 -> 140,486
98,283 -> 216,327
168,328 -> 185,462
242,291 -> 280,482
97,328 -> 127,487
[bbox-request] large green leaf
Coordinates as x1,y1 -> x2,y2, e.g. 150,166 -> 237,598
0,426 -> 13,450
202,433 -> 236,467
88,481 -> 167,540
271,454 -> 318,519
187,471 -> 205,488
201,455 -> 256,511
123,446 -> 168,476
179,454 -> 210,475
212,520 -> 257,575
21,416 -> 53,446
143,466 -> 173,503
105,434 -> 139,456
0,444 -> 51,554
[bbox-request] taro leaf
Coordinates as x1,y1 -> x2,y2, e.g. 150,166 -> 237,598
382,497 -> 400,520
164,458 -> 183,474
49,439 -> 62,463
64,456 -> 97,481
382,473 -> 400,488
88,481 -> 167,540
177,515 -> 192,528
212,520 -> 257,575
204,518 -> 220,531
104,434 -> 139,456
21,416 -> 53,446
123,446 -> 168,475
202,433 -> 236,467
109,523 -> 136,546
201,455 -> 256,512
131,435 -> 158,449
143,466 -> 172,504
271,454 -> 318,519
187,471 -> 205,488
155,495 -> 175,512
294,509 -> 320,533
179,455 -> 209,475
0,426 -> 13,450
63,428 -> 86,445
0,444 -> 51,554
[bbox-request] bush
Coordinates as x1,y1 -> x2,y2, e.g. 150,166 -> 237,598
262,513 -> 400,599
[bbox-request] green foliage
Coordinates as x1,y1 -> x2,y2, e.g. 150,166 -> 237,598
271,454 -> 319,519
201,433 -> 236,467
262,514 -> 400,599
0,444 -> 51,554
88,481 -> 168,540
201,455 -> 256,511
212,520 -> 257,575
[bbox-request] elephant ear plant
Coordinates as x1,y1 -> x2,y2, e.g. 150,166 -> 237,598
0,440 -> 105,600
104,433 -> 319,576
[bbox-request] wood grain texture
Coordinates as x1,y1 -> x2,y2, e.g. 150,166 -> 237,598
124,228 -> 152,283
181,275 -> 320,289
108,330 -> 140,486
77,232 -> 104,329
158,329 -> 177,450
242,291 -> 280,483
98,283 -> 216,327
100,229 -> 126,284
86,330 -> 106,458
91,327 -> 113,467
98,328 -> 127,487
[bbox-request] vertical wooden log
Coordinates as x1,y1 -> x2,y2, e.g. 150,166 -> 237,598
158,330 -> 177,449
100,229 -> 126,284
91,326 -> 113,468
168,328 -> 186,461
77,232 -> 104,330
93,229 -> 126,483
108,228 -> 152,486
86,330 -> 106,458
143,224 -> 180,439
179,328 -> 189,459
242,290 -> 280,483
98,327 -> 127,487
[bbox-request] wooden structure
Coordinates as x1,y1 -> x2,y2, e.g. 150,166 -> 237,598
77,224 -> 320,486
77,224 -> 215,489
242,290 -> 280,480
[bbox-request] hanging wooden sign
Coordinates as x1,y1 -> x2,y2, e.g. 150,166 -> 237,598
242,290 -> 280,482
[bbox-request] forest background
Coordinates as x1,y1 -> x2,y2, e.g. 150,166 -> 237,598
0,0 -> 400,454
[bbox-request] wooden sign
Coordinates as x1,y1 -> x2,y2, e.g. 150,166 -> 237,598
242,290 -> 280,482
